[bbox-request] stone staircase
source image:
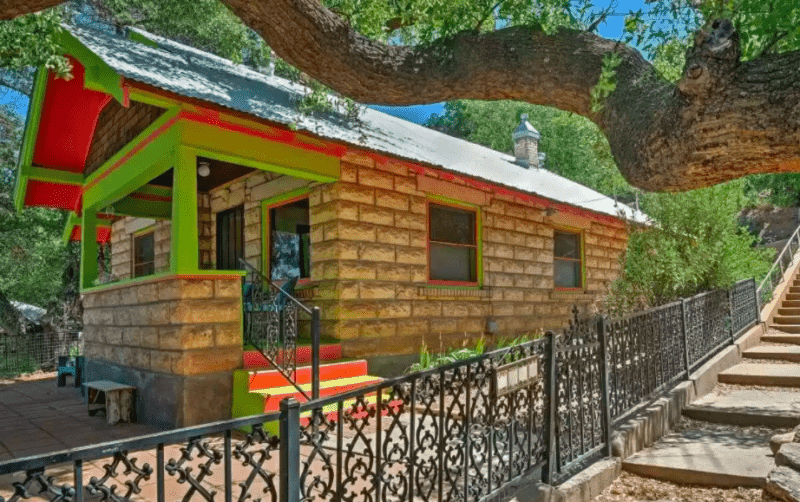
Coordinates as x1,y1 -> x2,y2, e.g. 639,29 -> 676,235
232,342 -> 383,423
622,267 -> 800,495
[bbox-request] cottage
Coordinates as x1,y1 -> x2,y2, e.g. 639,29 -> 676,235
15,24 -> 643,427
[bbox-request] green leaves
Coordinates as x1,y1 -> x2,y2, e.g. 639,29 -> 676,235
608,181 -> 773,314
0,9 -> 71,77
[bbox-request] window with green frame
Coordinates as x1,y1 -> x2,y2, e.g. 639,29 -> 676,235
132,231 -> 155,278
553,230 -> 582,289
428,203 -> 478,284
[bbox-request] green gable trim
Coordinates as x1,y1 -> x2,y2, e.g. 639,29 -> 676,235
134,184 -> 172,198
57,29 -> 125,105
14,67 -> 49,213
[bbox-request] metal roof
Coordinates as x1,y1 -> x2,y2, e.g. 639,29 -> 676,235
66,24 -> 645,223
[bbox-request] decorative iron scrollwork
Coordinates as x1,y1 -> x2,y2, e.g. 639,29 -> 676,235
233,425 -> 280,502
165,437 -> 223,502
86,451 -> 153,501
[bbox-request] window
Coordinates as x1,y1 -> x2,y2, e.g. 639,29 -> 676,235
269,198 -> 310,280
216,205 -> 245,270
132,231 -> 155,278
554,231 -> 582,289
428,203 -> 478,283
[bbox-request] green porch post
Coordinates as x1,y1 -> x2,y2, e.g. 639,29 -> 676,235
80,210 -> 99,289
171,147 -> 199,274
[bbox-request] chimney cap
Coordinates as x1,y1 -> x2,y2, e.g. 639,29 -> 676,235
512,113 -> 541,141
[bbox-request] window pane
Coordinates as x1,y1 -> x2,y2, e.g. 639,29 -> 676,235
554,259 -> 581,288
554,231 -> 580,259
133,233 -> 154,278
429,204 -> 475,245
430,243 -> 476,282
270,199 -> 310,279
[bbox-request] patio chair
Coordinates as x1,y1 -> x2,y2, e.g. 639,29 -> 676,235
57,355 -> 85,388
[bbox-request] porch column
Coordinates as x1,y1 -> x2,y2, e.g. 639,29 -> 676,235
171,147 -> 199,274
80,209 -> 99,289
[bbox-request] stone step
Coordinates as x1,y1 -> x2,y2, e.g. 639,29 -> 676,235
779,308 -> 800,316
767,467 -> 800,502
770,325 -> 800,334
783,300 -> 800,308
784,294 -> 800,302
762,334 -> 800,345
683,388 -> 800,427
718,363 -> 800,387
622,430 -> 773,487
773,315 -> 800,325
744,345 -> 800,362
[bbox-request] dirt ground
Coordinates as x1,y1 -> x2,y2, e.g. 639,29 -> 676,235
594,472 -> 780,502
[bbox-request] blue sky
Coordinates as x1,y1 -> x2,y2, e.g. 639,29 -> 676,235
0,0 -> 650,123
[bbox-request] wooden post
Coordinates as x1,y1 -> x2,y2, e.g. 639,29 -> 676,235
171,147 -> 199,274
80,209 -> 99,289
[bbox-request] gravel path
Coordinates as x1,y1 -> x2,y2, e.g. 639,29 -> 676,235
594,472 -> 780,502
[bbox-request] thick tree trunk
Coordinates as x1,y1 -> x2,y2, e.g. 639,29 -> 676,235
4,1 -> 800,191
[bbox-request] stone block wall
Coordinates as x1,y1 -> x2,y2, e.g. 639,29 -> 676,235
308,152 -> 627,357
82,276 -> 243,427
110,219 -> 171,281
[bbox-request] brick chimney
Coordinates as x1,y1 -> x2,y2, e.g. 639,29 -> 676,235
512,113 -> 541,169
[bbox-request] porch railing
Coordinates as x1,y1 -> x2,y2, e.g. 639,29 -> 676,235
0,279 -> 760,501
240,259 -> 321,401
757,224 -> 800,304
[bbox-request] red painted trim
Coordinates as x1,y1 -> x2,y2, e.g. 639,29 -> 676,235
174,274 -> 245,280
426,199 -> 480,285
70,225 -> 111,243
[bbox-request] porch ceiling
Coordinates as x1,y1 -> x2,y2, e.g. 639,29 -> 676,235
148,159 -> 257,192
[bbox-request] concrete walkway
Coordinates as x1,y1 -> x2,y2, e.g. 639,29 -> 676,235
621,267 -> 800,490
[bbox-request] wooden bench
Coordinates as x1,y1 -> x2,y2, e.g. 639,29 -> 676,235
83,380 -> 136,425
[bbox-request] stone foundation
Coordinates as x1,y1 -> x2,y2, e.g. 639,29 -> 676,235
82,275 -> 243,428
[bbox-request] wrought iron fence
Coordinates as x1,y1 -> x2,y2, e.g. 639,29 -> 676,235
0,330 -> 82,378
0,280 -> 760,501
240,259 -> 321,401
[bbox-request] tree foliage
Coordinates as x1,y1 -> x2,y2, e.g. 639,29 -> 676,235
608,181 -> 773,313
0,105 -> 71,310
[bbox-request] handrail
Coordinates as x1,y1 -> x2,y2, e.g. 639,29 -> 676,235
239,259 -> 321,401
757,224 -> 800,296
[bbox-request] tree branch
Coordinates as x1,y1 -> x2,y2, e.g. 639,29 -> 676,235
3,0 -> 800,192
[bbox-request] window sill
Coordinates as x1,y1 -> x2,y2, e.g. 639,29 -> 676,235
549,290 -> 594,302
418,285 -> 492,298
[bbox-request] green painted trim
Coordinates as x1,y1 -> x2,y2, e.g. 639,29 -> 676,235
14,66 -> 48,213
28,166 -> 83,186
552,225 -> 587,291
427,195 -> 484,288
189,146 -> 337,184
57,30 -> 125,104
84,107 -> 181,189
80,271 -> 172,294
260,187 -> 312,277
83,120 -> 179,211
62,212 -> 80,245
110,197 -> 172,219
181,122 -> 339,182
128,89 -> 180,109
134,184 -> 172,198
171,147 -> 199,274
127,30 -> 159,48
181,270 -> 247,277
131,225 -> 155,238
80,210 -> 99,289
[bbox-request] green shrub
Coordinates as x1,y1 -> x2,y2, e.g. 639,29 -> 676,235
608,181 -> 773,314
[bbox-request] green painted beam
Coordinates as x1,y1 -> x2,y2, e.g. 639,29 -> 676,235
111,197 -> 172,220
80,210 -> 99,289
83,112 -> 181,211
171,147 -> 199,274
28,167 -> 83,186
57,30 -> 125,105
181,121 -> 339,182
14,67 -> 49,212
62,212 -> 80,245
